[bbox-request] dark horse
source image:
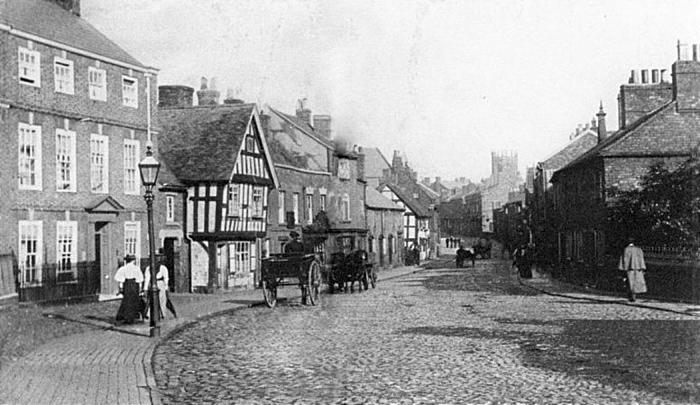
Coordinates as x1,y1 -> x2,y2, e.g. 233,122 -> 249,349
329,250 -> 369,293
456,247 -> 475,268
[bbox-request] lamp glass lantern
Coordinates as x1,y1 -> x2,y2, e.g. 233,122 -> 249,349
139,143 -> 161,193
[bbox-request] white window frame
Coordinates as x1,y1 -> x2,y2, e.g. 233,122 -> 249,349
19,220 -> 43,286
166,195 -> 175,222
90,134 -> 109,194
228,184 -> 241,217
228,241 -> 251,274
124,221 -> 141,260
251,187 -> 264,218
18,123 -> 42,190
305,192 -> 313,224
293,193 -> 300,225
18,47 -> 40,87
320,194 -> 327,212
341,194 -> 351,221
55,129 -> 76,192
123,139 -> 140,195
88,67 -> 107,101
278,191 -> 286,224
338,159 -> 350,180
122,75 -> 138,108
56,221 -> 78,280
54,57 -> 74,95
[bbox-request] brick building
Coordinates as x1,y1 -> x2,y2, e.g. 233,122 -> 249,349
365,187 -> 404,269
157,81 -> 278,291
0,0 -> 159,302
378,151 -> 440,259
262,102 -> 368,276
530,118 -> 599,271
551,46 -> 700,273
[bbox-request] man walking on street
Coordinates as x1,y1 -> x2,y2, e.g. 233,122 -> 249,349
618,237 -> 647,302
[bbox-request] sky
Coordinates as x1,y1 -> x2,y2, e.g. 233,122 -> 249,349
82,0 -> 700,183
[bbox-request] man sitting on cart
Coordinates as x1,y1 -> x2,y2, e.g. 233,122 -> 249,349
285,231 -> 305,255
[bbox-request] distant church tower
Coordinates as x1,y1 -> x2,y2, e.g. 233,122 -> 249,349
491,151 -> 518,179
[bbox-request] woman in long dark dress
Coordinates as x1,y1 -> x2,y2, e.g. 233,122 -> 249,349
114,255 -> 144,324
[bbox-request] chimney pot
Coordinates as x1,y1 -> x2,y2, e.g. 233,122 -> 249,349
678,41 -> 689,60
693,45 -> 699,61
196,76 -> 220,106
630,70 -> 638,84
652,69 -> 660,83
641,69 -> 649,84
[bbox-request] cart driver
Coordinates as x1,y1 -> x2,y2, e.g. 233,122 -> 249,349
285,231 -> 305,255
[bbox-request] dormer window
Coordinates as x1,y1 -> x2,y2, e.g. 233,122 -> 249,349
338,159 -> 350,180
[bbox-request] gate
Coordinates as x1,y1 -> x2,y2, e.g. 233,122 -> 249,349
0,253 -> 17,298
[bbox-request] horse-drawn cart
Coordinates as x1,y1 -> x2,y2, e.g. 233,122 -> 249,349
260,253 -> 322,308
328,250 -> 376,293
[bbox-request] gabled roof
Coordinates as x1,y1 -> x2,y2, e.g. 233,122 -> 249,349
538,130 -> 599,171
366,187 -> 403,211
553,100 -> 700,180
0,0 -> 148,69
361,147 -> 391,179
264,106 -> 332,171
417,182 -> 440,199
158,103 -> 257,183
382,183 -> 430,217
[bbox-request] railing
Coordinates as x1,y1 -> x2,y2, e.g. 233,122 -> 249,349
640,245 -> 698,261
18,261 -> 100,303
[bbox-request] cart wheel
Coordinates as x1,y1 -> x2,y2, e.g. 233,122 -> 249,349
307,261 -> 321,306
262,280 -> 277,308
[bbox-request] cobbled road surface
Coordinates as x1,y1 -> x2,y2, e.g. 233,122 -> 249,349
153,259 -> 700,405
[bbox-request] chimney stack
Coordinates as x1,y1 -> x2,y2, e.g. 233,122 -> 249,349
313,115 -> 332,139
296,98 -> 311,125
618,68 -> 673,128
196,77 -> 220,106
158,85 -> 194,108
672,47 -> 700,112
54,0 -> 81,16
223,88 -> 244,105
596,102 -> 607,144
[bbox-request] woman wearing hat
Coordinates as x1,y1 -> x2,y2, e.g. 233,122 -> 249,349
114,254 -> 144,325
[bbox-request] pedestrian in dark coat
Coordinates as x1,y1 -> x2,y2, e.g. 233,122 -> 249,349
114,255 -> 144,325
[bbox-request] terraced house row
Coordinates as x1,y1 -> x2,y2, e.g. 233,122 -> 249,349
0,0 -> 437,303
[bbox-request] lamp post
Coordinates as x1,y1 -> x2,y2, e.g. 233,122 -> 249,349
139,142 -> 161,338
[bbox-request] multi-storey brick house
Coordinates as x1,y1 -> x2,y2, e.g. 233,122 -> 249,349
365,187 -> 404,269
530,119 -> 599,272
262,102 -> 368,275
157,82 -> 278,292
551,47 -> 700,274
0,0 -> 159,302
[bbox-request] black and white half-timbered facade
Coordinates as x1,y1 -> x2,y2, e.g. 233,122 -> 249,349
158,84 -> 278,291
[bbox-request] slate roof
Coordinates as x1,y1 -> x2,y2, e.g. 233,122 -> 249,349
553,100 -> 700,180
538,130 -> 599,171
366,187 -> 403,211
157,104 -> 255,183
383,183 -> 430,217
264,106 -> 332,171
0,0 -> 147,69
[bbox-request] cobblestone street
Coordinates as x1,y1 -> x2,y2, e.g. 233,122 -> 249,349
153,259 -> 700,405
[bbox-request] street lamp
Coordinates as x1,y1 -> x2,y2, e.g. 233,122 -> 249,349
139,141 -> 161,338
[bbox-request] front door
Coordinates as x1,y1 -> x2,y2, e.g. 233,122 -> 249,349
95,222 -> 114,295
164,237 -> 176,292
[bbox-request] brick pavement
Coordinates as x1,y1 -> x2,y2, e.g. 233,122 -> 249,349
2,258 -> 698,405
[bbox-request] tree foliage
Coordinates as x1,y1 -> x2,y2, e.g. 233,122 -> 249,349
606,155 -> 700,252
